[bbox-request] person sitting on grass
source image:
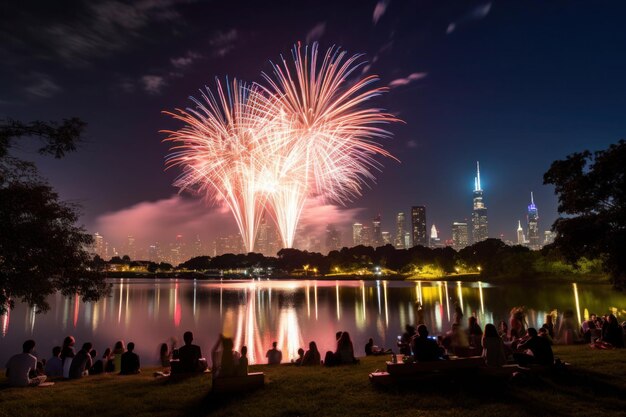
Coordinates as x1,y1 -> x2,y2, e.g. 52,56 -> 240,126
602,314 -> 624,348
238,346 -> 249,376
69,342 -> 93,379
5,340 -> 47,387
44,346 -> 63,377
294,348 -> 305,365
88,349 -> 103,375
112,340 -> 125,373
482,323 -> 506,367
411,325 -> 443,362
514,328 -> 554,367
120,342 -> 141,375
302,341 -> 321,366
176,331 -> 205,373
266,341 -> 282,365
335,331 -> 358,364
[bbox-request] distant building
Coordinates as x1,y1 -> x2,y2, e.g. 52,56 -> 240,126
372,215 -> 383,247
404,232 -> 411,249
411,206 -> 428,247
361,225 -> 372,247
381,231 -> 391,245
430,224 -> 442,247
126,235 -> 136,260
451,222 -> 469,250
353,223 -> 363,246
543,230 -> 556,246
93,232 -> 105,258
527,192 -> 540,249
471,161 -> 489,243
517,220 -> 525,245
256,214 -> 269,255
325,224 -> 341,253
148,243 -> 161,262
394,212 -> 406,249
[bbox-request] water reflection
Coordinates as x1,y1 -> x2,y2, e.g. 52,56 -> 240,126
0,279 -> 624,367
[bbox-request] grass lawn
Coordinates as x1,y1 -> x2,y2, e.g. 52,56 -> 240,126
0,346 -> 624,417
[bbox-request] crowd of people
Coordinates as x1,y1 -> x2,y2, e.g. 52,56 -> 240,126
394,307 -> 625,368
4,307 -> 624,388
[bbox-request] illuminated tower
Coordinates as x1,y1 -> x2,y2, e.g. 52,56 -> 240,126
517,220 -> 525,245
451,222 -> 469,250
527,192 -> 540,249
93,233 -> 105,258
352,223 -> 363,246
471,161 -> 488,243
411,206 -> 427,247
394,212 -> 406,249
372,215 -> 382,247
430,224 -> 441,247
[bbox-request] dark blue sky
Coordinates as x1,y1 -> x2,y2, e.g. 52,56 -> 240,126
2,0 -> 625,248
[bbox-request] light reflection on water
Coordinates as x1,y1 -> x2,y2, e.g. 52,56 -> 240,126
1,279 -> 624,366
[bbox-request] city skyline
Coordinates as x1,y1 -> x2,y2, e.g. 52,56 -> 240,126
3,2 -> 625,256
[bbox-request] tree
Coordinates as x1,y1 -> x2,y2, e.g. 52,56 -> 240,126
544,140 -> 626,288
0,118 -> 108,313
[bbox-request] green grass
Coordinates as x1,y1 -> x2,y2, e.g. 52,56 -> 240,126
0,346 -> 624,417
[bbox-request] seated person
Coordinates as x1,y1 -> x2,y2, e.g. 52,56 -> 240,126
335,332 -> 358,364
294,348 -> 305,365
120,342 -> 141,374
89,349 -> 105,375
5,340 -> 47,387
365,338 -> 374,356
176,331 -> 205,373
266,341 -> 282,365
411,325 -> 443,362
398,325 -> 416,355
237,346 -> 249,376
302,341 -> 321,366
69,342 -> 93,379
44,346 -> 63,377
482,323 -> 507,367
515,328 -> 554,366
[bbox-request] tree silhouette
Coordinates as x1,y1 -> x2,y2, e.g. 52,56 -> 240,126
544,139 -> 626,288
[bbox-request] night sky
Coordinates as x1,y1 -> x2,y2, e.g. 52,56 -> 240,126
2,0 -> 625,251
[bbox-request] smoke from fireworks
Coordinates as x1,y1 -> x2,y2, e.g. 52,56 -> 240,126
163,43 -> 398,252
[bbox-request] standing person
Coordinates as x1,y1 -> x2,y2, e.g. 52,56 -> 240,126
44,346 -> 63,377
302,341 -> 321,366
509,307 -> 526,340
557,310 -> 579,344
265,341 -> 282,365
120,342 -> 141,374
111,341 -> 125,373
177,331 -> 204,373
211,334 -> 239,378
467,316 -> 484,348
5,340 -> 47,387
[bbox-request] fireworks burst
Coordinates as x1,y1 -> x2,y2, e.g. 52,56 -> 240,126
163,43 -> 399,252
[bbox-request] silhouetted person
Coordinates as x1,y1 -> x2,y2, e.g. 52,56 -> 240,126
294,348 -> 305,365
177,331 -> 203,373
266,341 -> 282,365
482,323 -> 506,367
411,325 -> 443,362
69,342 -> 93,379
335,331 -> 357,364
515,328 -> 554,366
5,340 -> 47,387
112,340 -> 125,373
238,346 -> 249,376
603,314 -> 624,348
365,338 -> 374,356
302,341 -> 321,366
88,349 -> 103,375
44,346 -> 63,377
398,325 -> 416,355
211,334 -> 239,378
468,316 -> 483,348
120,342 -> 140,374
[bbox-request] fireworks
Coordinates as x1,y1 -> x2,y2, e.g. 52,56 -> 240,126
163,43 -> 398,252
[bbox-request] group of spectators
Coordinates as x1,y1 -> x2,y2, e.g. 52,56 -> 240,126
4,336 -> 140,387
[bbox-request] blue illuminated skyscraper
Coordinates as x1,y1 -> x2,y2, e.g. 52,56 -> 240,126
527,192 -> 540,249
471,162 -> 489,243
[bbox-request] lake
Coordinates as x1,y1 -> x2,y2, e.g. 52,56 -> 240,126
1,279 -> 624,366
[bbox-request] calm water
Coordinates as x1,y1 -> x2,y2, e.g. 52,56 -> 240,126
1,279 -> 624,366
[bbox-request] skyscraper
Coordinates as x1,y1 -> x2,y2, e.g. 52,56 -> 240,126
411,206 -> 427,247
471,161 -> 488,243
352,223 -> 363,246
372,215 -> 382,247
93,232 -> 105,258
527,192 -> 540,249
451,222 -> 469,250
394,212 -> 406,249
325,224 -> 341,253
381,231 -> 391,245
430,224 -> 441,247
517,220 -> 525,245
